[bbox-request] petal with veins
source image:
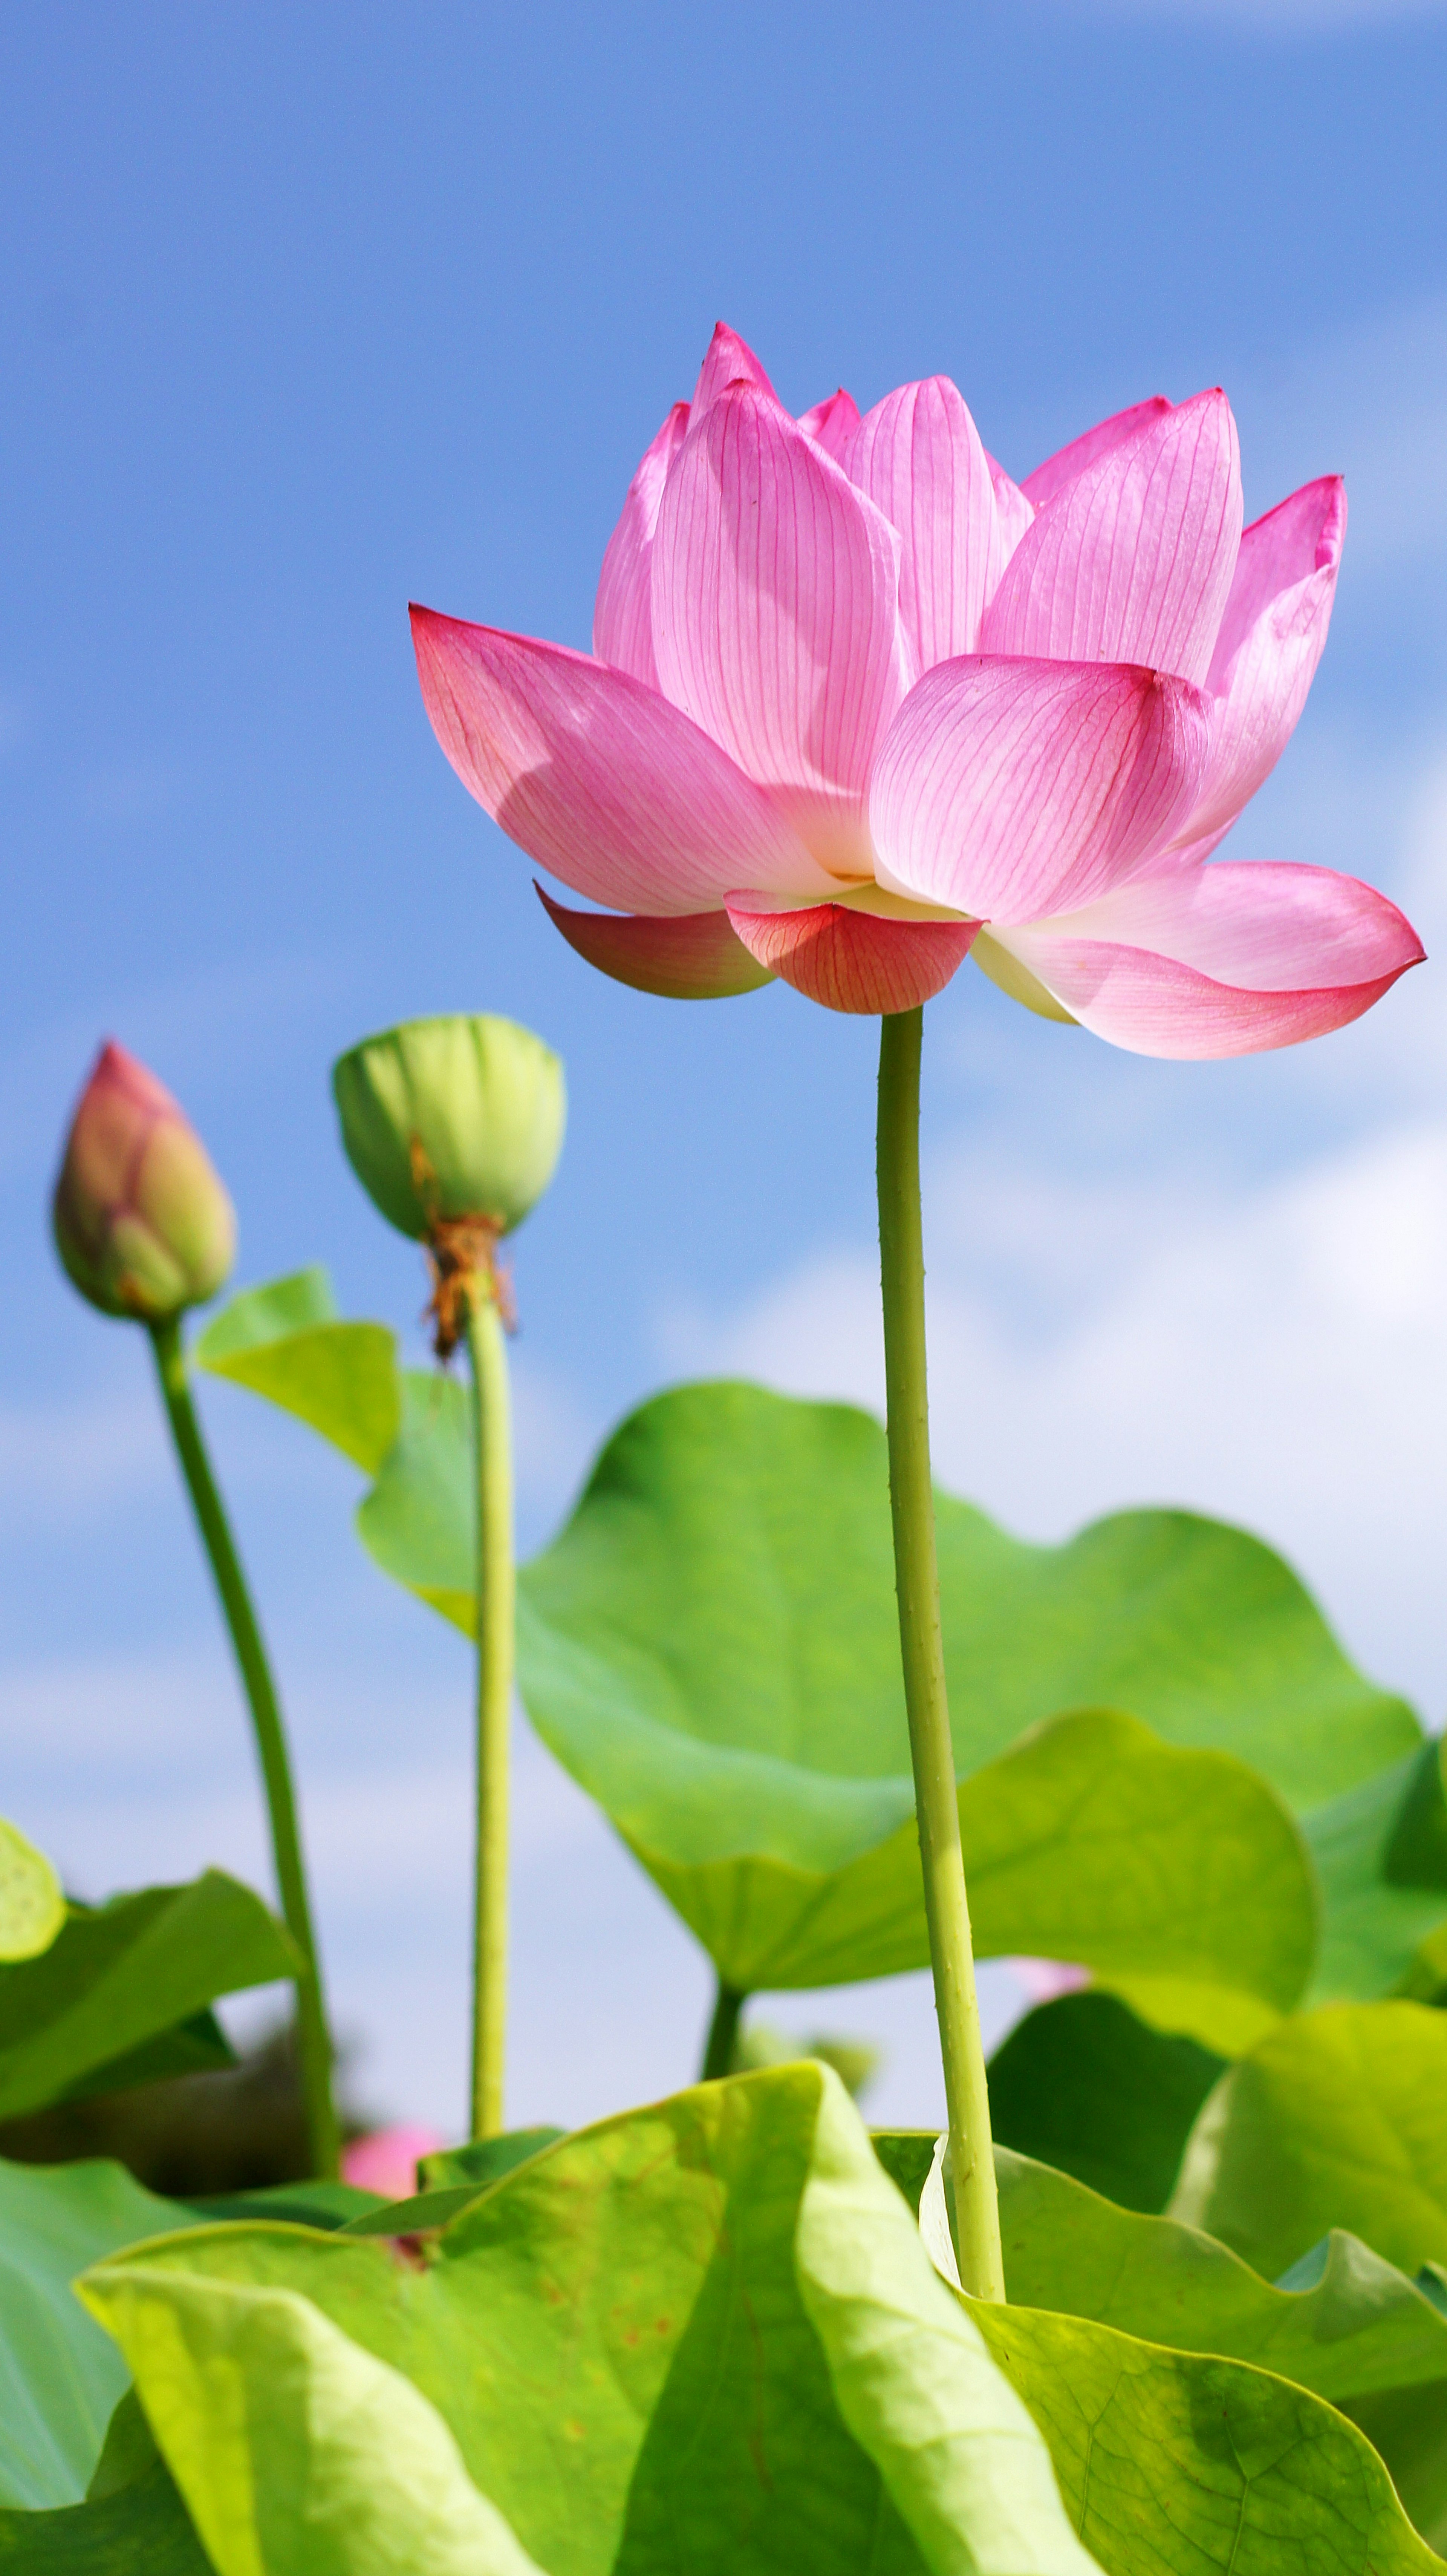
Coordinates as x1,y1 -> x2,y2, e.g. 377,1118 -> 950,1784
1021,395 -> 1173,512
690,320 -> 783,423
986,858 -> 1424,1058
726,894 -> 978,1014
982,389 -> 1243,686
593,402 -> 690,688
535,885 -> 773,998
410,607 -> 830,914
1170,476 -> 1347,848
845,377 -> 997,669
798,387 -> 862,461
652,383 -> 910,877
984,452 -> 1034,594
870,655 -> 1210,925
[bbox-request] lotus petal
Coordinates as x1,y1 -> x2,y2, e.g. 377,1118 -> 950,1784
652,384 -> 911,877
1020,394 -> 1173,512
845,376 -> 997,669
983,389 -> 1243,686
798,387 -> 862,461
726,894 -> 978,1014
536,884 -> 774,998
593,402 -> 690,688
986,859 -> 1424,1058
1173,477 -> 1347,848
871,655 -> 1210,925
410,609 -> 831,913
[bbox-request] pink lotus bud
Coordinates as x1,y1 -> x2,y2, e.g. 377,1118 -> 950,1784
52,1041 -> 237,1324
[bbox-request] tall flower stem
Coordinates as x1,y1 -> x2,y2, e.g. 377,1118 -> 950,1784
464,1288 -> 515,2140
149,1317 -> 339,2180
876,1007 -> 1003,2302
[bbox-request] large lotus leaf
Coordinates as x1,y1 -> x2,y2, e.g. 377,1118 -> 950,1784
966,2295 -> 1441,2576
985,1992 -> 1225,2213
195,1268 -> 400,1474
997,2145 -> 1447,2407
0,2461 -> 210,2573
637,1705 -> 1315,2045
0,1873 -> 298,2124
80,2264 -> 545,2576
882,2126 -> 1447,2552
209,1364 -> 1429,2004
1303,1742 -> 1447,2003
83,2062 -> 1103,2576
0,2156 -> 199,2508
517,1383 -> 1414,1802
1171,2000 -> 1447,2281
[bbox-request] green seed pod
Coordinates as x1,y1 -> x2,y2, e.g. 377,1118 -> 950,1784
332,1014 -> 565,1243
52,1042 -> 237,1325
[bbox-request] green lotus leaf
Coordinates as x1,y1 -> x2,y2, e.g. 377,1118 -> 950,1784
968,2295 -> 1441,2576
205,1362 -> 1433,2011
195,1267 -> 400,1474
993,2145 -> 1447,2551
1171,2000 -> 1447,2281
0,2157 -> 199,2509
357,1367 -> 473,1626
0,2460 -> 209,2572
985,1991 -> 1224,2213
0,1872 -> 298,2124
1303,1742 -> 1447,2004
81,2261 -> 545,2576
998,2144 -> 1447,2405
82,2063 -> 1103,2576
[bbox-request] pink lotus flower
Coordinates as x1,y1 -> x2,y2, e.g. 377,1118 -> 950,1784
410,324 -> 1423,1050
342,2122 -> 447,2202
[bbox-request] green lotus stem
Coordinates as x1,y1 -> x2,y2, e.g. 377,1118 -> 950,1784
876,1007 -> 1004,2303
701,1976 -> 746,2081
149,1317 -> 339,2180
465,1290 -> 515,2140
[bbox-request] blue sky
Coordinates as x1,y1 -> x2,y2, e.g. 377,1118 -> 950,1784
3,0 -> 1447,2135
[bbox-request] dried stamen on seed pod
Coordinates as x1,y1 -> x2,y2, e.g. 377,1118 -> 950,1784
423,1213 -> 515,1360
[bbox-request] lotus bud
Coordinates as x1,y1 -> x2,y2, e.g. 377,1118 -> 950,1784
52,1042 -> 237,1325
332,1014 -> 564,1355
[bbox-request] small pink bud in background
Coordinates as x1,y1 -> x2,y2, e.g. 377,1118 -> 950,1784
342,2123 -> 447,2201
52,1041 -> 237,1324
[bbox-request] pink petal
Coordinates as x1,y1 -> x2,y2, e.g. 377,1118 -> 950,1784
593,402 -> 690,689
342,2125 -> 446,2200
651,384 -> 911,878
985,452 -> 1035,590
536,884 -> 773,998
982,390 -> 1244,686
1020,395 -> 1172,512
870,655 -> 1210,926
1171,477 -> 1347,848
726,894 -> 979,1014
844,377 -> 999,671
798,387 -> 862,461
988,859 -> 1424,1058
411,607 -> 830,914
690,320 -> 783,423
